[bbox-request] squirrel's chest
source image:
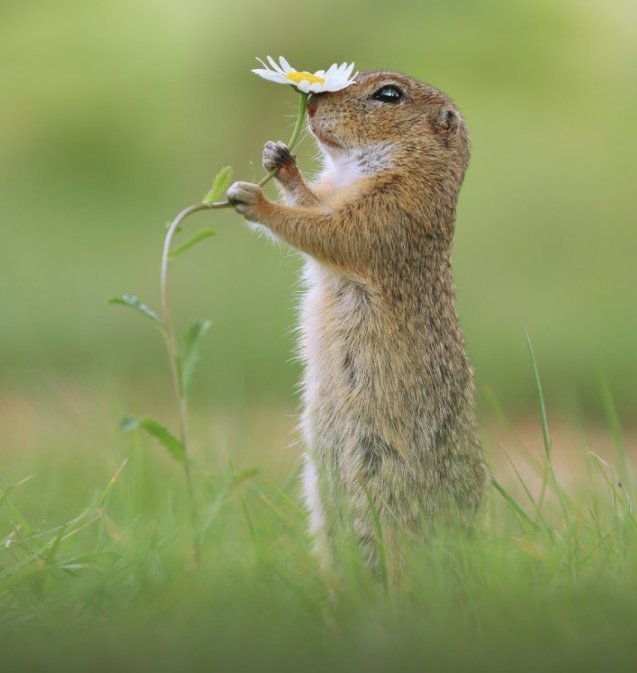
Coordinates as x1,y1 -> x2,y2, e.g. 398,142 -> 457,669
301,260 -> 374,353
300,259 -> 386,409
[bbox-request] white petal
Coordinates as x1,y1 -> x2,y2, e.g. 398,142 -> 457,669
255,57 -> 271,71
326,75 -> 345,88
267,55 -> 285,74
252,69 -> 288,84
278,56 -> 294,73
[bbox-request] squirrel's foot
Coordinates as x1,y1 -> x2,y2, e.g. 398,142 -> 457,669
227,181 -> 266,220
263,140 -> 296,173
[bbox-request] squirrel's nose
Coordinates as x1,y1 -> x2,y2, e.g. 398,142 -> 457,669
307,94 -> 318,118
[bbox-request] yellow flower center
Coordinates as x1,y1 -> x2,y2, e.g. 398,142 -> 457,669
286,71 -> 325,86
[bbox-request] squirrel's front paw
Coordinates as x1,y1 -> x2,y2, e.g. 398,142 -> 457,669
227,181 -> 265,220
263,140 -> 295,173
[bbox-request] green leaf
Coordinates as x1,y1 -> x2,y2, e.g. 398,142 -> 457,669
119,417 -> 185,463
179,320 -> 211,395
109,295 -> 165,331
203,166 -> 233,204
169,228 -> 216,259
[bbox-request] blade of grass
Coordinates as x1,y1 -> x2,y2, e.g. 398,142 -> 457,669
600,377 -> 632,495
363,487 -> 389,596
589,452 -> 633,520
99,459 -> 129,505
483,388 -> 545,477
491,476 -> 542,533
526,332 -> 571,525
262,476 -> 305,516
500,444 -> 554,539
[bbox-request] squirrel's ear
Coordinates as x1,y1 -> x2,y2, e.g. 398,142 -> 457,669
435,107 -> 460,137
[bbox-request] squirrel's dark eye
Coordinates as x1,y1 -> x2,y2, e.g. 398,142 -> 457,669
372,85 -> 403,103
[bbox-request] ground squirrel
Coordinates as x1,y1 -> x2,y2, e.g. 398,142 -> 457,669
228,70 -> 488,572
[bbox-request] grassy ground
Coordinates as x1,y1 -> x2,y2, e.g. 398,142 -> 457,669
1,380 -> 635,673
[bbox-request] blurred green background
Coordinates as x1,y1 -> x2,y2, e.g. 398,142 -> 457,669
1,0 -> 636,422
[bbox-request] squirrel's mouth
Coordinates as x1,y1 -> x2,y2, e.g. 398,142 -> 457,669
309,123 -> 344,150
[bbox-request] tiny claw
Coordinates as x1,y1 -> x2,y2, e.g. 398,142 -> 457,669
263,140 -> 295,173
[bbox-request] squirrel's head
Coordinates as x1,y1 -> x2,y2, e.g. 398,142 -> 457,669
307,71 -> 469,178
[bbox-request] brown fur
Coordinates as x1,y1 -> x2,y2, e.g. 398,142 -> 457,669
228,71 -> 488,574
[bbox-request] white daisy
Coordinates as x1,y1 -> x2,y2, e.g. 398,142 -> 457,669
251,56 -> 357,94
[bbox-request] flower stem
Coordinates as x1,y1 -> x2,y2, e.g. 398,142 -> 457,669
157,90 -> 310,565
161,204 -> 206,566
289,90 -> 310,149
257,90 -> 308,188
202,90 -> 309,209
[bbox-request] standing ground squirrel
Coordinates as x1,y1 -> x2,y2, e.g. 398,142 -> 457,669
228,70 -> 488,571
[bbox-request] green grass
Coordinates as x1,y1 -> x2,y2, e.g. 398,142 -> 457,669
1,384 -> 635,673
